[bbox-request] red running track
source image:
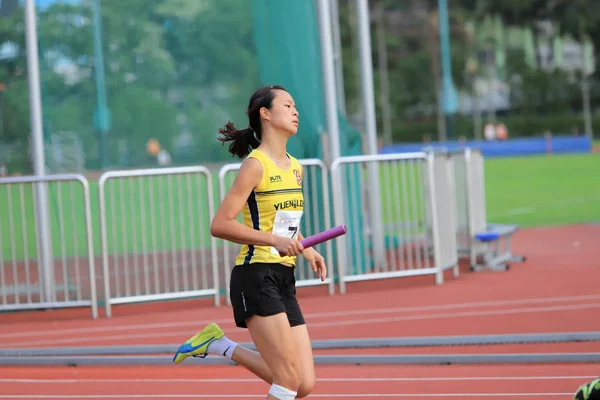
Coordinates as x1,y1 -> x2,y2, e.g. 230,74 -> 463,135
1,292 -> 600,348
0,364 -> 595,399
2,225 -> 600,348
0,225 -> 599,398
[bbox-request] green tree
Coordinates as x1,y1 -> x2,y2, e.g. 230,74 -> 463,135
19,0 -> 260,170
0,4 -> 31,172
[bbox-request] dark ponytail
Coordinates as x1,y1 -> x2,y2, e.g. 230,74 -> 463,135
217,123 -> 261,159
217,85 -> 287,158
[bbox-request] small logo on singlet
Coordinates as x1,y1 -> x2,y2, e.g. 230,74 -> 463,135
270,175 -> 282,183
293,169 -> 301,186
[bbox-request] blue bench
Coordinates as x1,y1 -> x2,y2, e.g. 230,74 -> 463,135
471,223 -> 527,271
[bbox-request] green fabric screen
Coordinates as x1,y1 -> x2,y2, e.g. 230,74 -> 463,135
251,0 -> 367,273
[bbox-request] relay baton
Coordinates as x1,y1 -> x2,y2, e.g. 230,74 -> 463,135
301,224 -> 347,248
278,225 -> 347,256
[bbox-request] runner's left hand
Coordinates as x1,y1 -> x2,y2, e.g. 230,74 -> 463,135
303,248 -> 327,281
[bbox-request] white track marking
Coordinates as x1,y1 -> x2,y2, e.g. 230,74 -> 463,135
0,393 -> 575,398
2,302 -> 599,347
305,302 -> 600,329
0,376 -> 595,383
1,293 -> 599,340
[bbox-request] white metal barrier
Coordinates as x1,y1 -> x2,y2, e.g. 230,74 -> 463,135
218,159 -> 335,306
449,148 -> 525,271
331,153 -> 459,293
465,148 -> 489,263
98,166 -> 219,318
1,151 -> 486,319
447,150 -> 471,255
425,151 -> 459,278
0,174 -> 98,319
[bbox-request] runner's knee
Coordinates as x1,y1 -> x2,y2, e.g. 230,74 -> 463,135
296,378 -> 315,398
272,360 -> 301,394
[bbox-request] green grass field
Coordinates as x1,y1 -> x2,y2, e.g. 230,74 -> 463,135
484,153 -> 600,226
1,152 -> 599,261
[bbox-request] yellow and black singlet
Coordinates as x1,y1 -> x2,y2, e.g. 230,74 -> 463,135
235,149 -> 304,267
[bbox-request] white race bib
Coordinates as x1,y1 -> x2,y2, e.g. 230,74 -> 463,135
270,210 -> 303,255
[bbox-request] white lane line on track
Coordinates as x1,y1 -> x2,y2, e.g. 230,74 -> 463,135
1,293 -> 599,340
2,302 -> 600,348
0,376 -> 595,383
304,302 -> 600,329
0,393 -> 575,398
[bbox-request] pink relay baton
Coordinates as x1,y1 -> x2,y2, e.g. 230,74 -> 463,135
279,225 -> 347,256
301,225 -> 347,248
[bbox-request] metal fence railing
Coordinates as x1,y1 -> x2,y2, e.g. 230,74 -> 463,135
445,148 -> 490,263
446,148 -> 525,271
0,174 -> 98,318
217,159 -> 334,306
98,166 -> 219,317
0,151 -> 490,319
447,149 -> 471,256
464,148 -> 489,264
424,151 -> 460,280
331,153 -> 459,293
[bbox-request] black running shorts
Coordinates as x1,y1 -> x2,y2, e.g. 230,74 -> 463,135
229,262 -> 305,329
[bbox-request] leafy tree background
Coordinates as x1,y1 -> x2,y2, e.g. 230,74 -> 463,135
0,0 -> 259,172
0,0 -> 597,173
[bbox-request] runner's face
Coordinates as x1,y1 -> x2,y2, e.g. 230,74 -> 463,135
263,90 -> 299,136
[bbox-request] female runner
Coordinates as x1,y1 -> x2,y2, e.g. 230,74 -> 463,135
173,85 -> 327,400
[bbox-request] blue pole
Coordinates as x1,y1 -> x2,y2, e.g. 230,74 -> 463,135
92,0 -> 110,169
438,0 -> 458,140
